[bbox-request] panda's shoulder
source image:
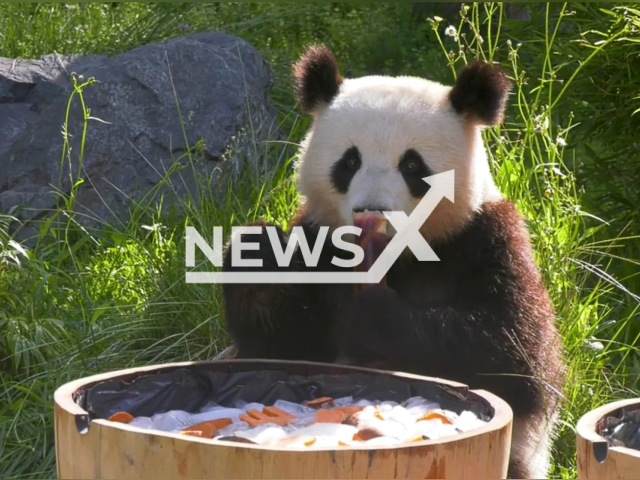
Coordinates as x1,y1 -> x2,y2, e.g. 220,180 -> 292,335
434,199 -> 532,264
288,207 -> 321,241
440,199 -> 534,265
472,199 -> 530,245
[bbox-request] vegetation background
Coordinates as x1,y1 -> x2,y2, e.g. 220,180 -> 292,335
0,2 -> 639,478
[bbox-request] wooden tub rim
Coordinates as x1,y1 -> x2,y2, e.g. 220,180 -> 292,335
54,358 -> 513,453
577,397 -> 640,463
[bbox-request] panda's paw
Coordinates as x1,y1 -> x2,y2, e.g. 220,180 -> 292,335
336,285 -> 409,362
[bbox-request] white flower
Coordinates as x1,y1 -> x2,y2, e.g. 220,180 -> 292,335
585,340 -> 604,352
477,35 -> 484,44
445,25 -> 457,39
534,113 -> 549,132
556,137 -> 567,147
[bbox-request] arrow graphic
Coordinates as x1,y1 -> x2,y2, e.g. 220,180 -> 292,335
186,170 -> 454,284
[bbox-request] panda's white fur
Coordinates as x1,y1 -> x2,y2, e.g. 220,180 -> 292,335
297,75 -> 503,242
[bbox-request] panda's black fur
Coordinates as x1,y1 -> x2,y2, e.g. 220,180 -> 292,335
222,46 -> 565,479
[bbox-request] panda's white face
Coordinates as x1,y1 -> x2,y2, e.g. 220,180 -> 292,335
297,75 -> 502,242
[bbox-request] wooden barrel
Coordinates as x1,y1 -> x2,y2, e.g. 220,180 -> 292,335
577,398 -> 640,479
54,360 -> 513,479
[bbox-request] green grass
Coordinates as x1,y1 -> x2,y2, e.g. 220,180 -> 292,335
1,3 -> 639,479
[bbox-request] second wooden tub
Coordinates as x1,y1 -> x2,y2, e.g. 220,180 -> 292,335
577,398 -> 640,479
54,360 -> 513,479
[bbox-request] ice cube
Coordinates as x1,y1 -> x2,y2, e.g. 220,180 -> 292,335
440,409 -> 459,422
407,404 -> 436,418
403,396 -> 425,408
459,411 -> 478,421
236,401 -> 264,413
384,406 -> 415,427
379,401 -> 399,412
188,408 -> 244,424
273,400 -> 315,416
361,405 -> 378,417
218,421 -> 250,437
333,396 -> 353,407
433,424 -> 460,439
311,436 -> 340,448
403,397 -> 441,419
359,418 -> 406,440
292,423 -> 358,443
281,423 -> 302,435
129,417 -> 154,429
234,424 -> 288,444
455,411 -> 486,433
289,414 -> 316,428
403,396 -> 440,411
406,419 -> 443,440
152,410 -> 192,432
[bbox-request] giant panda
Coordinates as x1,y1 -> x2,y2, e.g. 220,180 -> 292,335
222,45 -> 565,479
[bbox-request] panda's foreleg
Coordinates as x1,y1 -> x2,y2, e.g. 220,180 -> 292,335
334,284 -> 487,368
222,221 -> 316,360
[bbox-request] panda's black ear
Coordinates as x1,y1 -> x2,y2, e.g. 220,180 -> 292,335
293,45 -> 343,114
449,61 -> 511,126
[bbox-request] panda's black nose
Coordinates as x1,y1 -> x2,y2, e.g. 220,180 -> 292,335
353,206 -> 388,213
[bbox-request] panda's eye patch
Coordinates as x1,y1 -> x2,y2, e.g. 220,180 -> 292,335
398,149 -> 432,198
331,146 -> 362,193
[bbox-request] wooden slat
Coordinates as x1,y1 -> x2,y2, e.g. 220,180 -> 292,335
54,403 -> 102,479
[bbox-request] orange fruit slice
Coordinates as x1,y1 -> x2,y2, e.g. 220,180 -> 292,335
208,418 -> 233,430
107,412 -> 134,423
304,397 -> 334,408
314,409 -> 346,424
417,412 -> 452,424
241,409 -> 291,426
181,421 -> 218,439
263,406 -> 296,421
353,428 -> 381,441
239,413 -> 261,427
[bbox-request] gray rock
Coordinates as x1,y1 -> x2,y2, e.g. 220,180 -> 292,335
0,33 -> 278,233
0,104 -> 36,160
